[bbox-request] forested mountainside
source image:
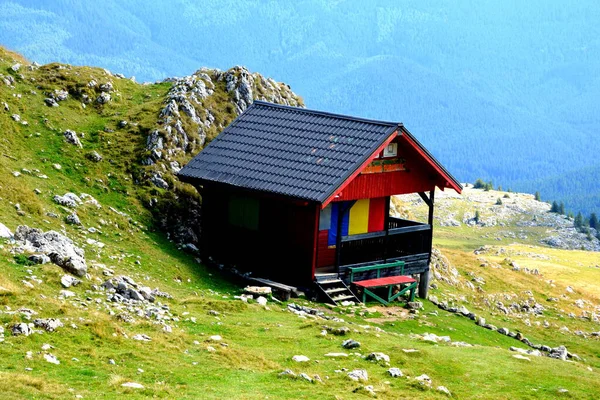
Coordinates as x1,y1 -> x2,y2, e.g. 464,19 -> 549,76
1,0 -> 599,215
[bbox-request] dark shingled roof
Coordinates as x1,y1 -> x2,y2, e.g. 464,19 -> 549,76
178,101 -> 399,202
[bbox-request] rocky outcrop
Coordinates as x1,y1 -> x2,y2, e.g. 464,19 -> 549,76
142,66 -> 302,247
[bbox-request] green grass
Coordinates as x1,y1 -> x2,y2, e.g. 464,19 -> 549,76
1,47 -> 600,399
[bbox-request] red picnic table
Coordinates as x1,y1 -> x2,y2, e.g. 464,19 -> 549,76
354,275 -> 417,305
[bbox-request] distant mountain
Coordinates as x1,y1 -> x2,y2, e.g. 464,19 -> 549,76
1,0 -> 599,214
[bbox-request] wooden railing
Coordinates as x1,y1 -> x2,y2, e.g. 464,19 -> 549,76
339,218 -> 431,266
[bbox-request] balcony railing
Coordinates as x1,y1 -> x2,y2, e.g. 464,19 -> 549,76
338,217 -> 431,266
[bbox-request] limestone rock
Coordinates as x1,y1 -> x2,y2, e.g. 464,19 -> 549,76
348,369 -> 368,382
366,352 -> 390,363
14,225 -> 87,276
34,318 -> 63,332
44,354 -> 60,364
388,368 -> 403,377
63,130 -> 83,148
11,322 -> 32,336
86,151 -> 103,162
121,382 -> 144,389
342,339 -> 361,349
61,275 -> 81,288
0,223 -> 13,238
292,355 -> 310,362
66,213 -> 81,225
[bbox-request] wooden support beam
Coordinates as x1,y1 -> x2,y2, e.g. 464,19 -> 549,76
418,191 -> 432,207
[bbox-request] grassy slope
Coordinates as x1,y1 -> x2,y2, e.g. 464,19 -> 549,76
1,48 -> 600,399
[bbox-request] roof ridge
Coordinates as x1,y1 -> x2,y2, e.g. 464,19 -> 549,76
252,100 -> 401,128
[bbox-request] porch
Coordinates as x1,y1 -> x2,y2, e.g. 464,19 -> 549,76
316,216 -> 432,282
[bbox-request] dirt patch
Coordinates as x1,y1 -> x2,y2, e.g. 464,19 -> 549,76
364,305 -> 411,324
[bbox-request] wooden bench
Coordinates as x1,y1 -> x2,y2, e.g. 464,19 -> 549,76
348,261 -> 417,305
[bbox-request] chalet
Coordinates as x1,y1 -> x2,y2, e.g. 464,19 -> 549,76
177,101 -> 462,304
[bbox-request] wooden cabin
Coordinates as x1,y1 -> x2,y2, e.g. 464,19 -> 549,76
178,101 -> 462,303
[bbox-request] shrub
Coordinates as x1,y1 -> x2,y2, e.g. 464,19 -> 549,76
496,198 -> 503,205
14,254 -> 35,266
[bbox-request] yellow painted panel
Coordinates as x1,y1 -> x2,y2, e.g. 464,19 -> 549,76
349,199 -> 370,235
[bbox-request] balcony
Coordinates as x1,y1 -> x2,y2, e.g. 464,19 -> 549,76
337,217 -> 432,274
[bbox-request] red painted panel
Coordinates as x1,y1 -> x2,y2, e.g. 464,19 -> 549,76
368,197 -> 385,232
317,230 -> 336,268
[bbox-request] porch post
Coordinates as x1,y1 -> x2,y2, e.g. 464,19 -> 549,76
383,195 -> 391,262
419,189 -> 435,299
335,202 -> 354,272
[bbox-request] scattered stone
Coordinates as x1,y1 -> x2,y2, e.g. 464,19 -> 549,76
209,335 -> 222,342
415,374 -> 432,386
11,323 -> 32,336
132,334 -> 152,341
121,382 -> 144,389
86,151 -> 103,162
498,327 -> 510,335
342,339 -> 361,349
279,369 -> 296,378
44,98 -> 59,107
299,373 -> 312,382
59,290 -> 76,298
34,318 -> 63,332
292,355 -> 310,362
512,354 -> 531,361
347,369 -> 368,382
256,296 -> 268,306
66,213 -> 81,225
402,349 -> 419,353
61,275 -> 81,288
63,130 -> 83,148
44,354 -> 60,365
549,345 -> 568,361
324,352 -> 348,357
0,223 -> 13,238
53,193 -> 82,208
407,301 -> 423,310
97,92 -> 111,104
28,254 -> 50,264
324,325 -> 350,336
388,368 -> 403,377
437,386 -> 452,396
366,352 -> 390,363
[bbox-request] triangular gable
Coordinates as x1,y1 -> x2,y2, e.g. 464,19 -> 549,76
321,126 -> 462,208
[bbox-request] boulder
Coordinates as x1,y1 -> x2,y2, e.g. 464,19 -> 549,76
66,213 -> 81,225
14,226 -> 87,276
347,369 -> 368,382
11,322 -> 32,336
342,339 -> 361,349
61,275 -> 81,288
29,254 -> 50,264
0,223 -> 13,238
34,318 -> 63,332
292,355 -> 310,362
367,352 -> 390,363
86,151 -> 103,162
388,368 -> 403,377
63,130 -> 83,148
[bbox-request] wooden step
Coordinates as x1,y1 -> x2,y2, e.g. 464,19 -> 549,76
325,287 -> 348,294
332,294 -> 357,302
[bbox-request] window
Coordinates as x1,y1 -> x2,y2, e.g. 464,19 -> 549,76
383,143 -> 398,158
319,204 -> 332,230
228,195 -> 259,230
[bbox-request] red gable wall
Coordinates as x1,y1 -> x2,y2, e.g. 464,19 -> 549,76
330,133 -> 452,203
